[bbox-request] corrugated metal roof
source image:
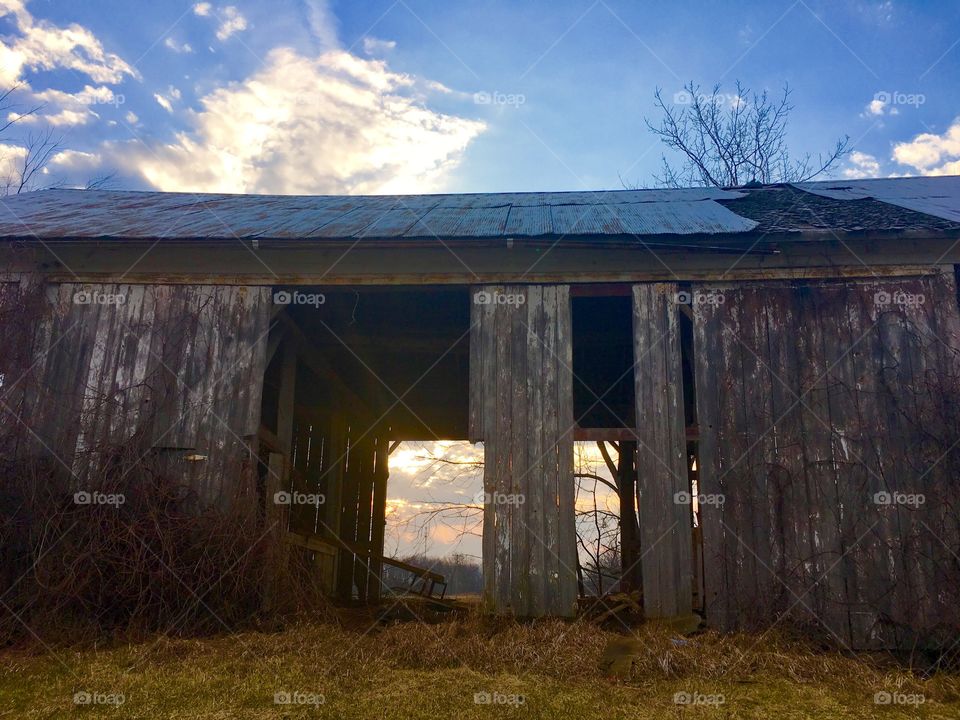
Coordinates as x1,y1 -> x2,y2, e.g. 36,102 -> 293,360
0,187 -> 758,241
794,176 -> 960,223
3,177 -> 956,243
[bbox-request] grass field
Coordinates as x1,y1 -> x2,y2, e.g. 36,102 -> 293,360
1,609 -> 958,719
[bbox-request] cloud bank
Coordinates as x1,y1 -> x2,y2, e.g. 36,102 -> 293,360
121,47 -> 485,194
892,119 -> 960,176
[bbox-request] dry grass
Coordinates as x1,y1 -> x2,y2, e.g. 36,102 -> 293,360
1,609 -> 958,718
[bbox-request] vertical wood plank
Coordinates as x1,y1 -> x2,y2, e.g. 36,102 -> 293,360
555,285 -> 577,617
472,283 -> 577,617
633,283 -> 693,619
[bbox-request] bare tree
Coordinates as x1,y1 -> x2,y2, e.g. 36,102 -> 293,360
84,171 -> 119,190
1,84 -> 115,194
3,127 -> 63,195
0,83 -> 41,135
646,81 -> 850,188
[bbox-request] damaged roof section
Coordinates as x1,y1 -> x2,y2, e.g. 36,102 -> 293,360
717,184 -> 960,235
795,176 -> 960,223
0,176 -> 957,244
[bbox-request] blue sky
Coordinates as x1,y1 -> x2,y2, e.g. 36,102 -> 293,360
2,0 -> 960,195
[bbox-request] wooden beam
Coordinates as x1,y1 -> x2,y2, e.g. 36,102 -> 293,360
258,425 -> 282,454
570,283 -> 633,297
264,323 -> 284,366
284,531 -> 338,557
574,426 -> 699,442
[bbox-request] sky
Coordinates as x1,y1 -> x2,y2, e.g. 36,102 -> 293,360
1,0 -> 960,196
384,441 -> 619,563
2,0 -> 959,558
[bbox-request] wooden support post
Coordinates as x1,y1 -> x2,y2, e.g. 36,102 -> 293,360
474,284 -> 577,617
353,437 -> 375,602
276,336 -> 297,484
336,427 -> 359,600
617,441 -> 642,592
368,436 -> 389,602
633,283 -> 693,620
263,334 -> 296,611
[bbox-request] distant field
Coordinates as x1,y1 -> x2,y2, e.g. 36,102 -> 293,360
1,611 -> 958,719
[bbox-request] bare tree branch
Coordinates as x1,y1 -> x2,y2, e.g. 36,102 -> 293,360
644,81 -> 850,188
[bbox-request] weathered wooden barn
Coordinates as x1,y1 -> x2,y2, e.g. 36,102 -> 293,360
1,176 -> 959,648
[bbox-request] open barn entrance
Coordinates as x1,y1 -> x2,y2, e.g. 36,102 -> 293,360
255,281 -> 700,619
570,285 -> 701,618
257,286 -> 472,603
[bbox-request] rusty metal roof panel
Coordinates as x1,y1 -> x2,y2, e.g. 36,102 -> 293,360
503,204 -> 553,236
607,200 -> 760,234
404,205 -> 465,237
0,186 -> 766,242
446,206 -> 511,237
309,197 -> 401,238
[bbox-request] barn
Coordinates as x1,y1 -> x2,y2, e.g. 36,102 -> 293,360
1,176 -> 958,649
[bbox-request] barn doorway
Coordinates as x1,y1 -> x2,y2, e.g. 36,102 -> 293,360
257,286 -> 473,602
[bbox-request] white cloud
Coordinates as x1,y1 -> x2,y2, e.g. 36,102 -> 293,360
843,151 -> 881,179
0,0 -> 137,86
50,148 -> 101,171
116,47 -> 485,195
164,37 -> 194,54
863,94 -> 898,118
865,98 -> 886,116
193,4 -> 248,41
153,85 -> 181,113
216,6 -> 247,40
892,119 -> 960,176
15,85 -> 123,126
306,0 -> 339,49
362,37 -> 396,56
153,93 -> 173,113
125,111 -> 138,124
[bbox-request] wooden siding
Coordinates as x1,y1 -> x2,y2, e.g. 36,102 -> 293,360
286,405 -> 389,601
471,285 -> 577,617
693,271 -> 960,647
15,282 -> 272,509
632,283 -> 693,619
